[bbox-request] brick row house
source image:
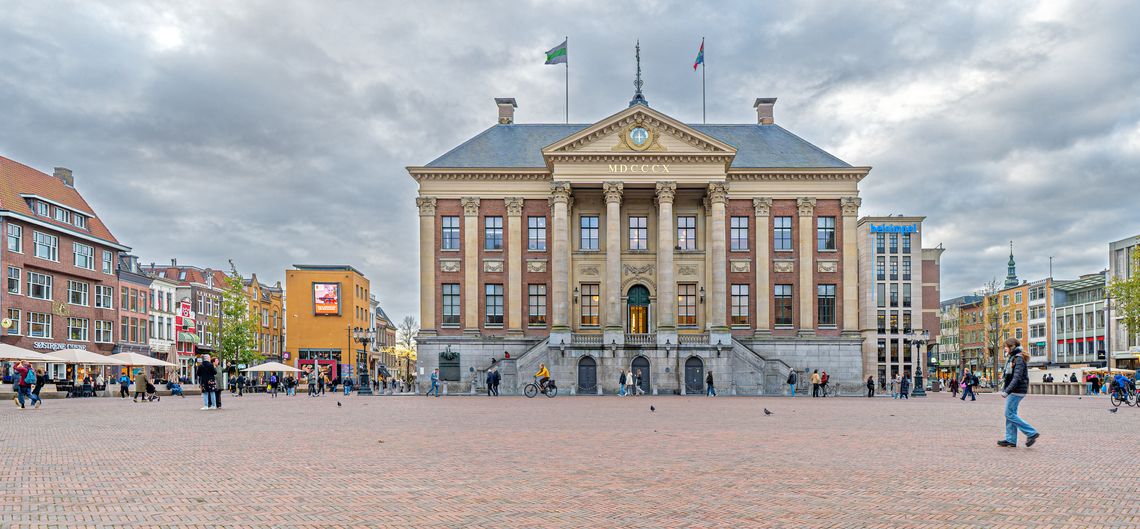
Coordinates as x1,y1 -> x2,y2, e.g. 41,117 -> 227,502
142,261 -> 226,381
1,157 -> 130,381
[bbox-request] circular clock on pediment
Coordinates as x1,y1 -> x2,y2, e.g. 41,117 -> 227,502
630,127 -> 649,146
624,124 -> 655,151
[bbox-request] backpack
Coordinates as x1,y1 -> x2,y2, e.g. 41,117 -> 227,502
24,369 -> 36,385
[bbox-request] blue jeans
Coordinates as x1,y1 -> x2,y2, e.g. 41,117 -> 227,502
619,384 -> 626,396
16,385 -> 38,407
429,381 -> 439,396
788,383 -> 795,397
202,390 -> 217,407
1004,393 -> 1038,443
961,386 -> 976,401
707,384 -> 716,396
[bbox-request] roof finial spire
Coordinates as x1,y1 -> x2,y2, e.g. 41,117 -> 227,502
629,39 -> 648,107
1004,240 -> 1019,288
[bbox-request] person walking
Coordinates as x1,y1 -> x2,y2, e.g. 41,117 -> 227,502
492,367 -> 501,396
427,368 -> 440,397
196,355 -> 218,410
634,369 -> 646,396
12,361 -> 38,409
820,371 -> 830,397
485,367 -> 495,397
618,370 -> 627,397
899,372 -> 911,399
787,370 -> 798,397
811,369 -> 821,398
118,371 -> 131,398
705,371 -> 717,397
950,376 -> 959,398
269,374 -> 278,398
998,337 -> 1040,447
866,375 -> 875,398
212,357 -> 224,409
235,373 -> 246,397
626,369 -> 636,397
33,368 -> 47,404
133,370 -> 149,403
961,369 -> 977,401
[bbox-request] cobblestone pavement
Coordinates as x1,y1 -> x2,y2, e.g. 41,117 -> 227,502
2,391 -> 1139,529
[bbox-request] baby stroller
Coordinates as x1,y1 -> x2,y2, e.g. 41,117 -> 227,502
145,382 -> 161,402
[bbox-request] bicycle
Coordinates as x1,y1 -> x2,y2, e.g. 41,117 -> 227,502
524,376 -> 557,398
1110,385 -> 1136,408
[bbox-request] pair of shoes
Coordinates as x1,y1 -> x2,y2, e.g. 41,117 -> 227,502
997,440 -> 1016,447
200,406 -> 210,410
34,400 -> 41,409
209,406 -> 217,410
1026,433 -> 1040,447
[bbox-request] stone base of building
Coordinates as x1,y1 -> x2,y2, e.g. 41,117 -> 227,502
416,334 -> 863,396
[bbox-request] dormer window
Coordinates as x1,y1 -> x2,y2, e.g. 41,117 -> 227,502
35,201 -> 49,216
54,207 -> 69,223
73,215 -> 87,229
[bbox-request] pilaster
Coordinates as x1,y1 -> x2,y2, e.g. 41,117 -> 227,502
841,196 -> 861,338
461,196 -> 481,334
549,182 -> 572,338
797,197 -> 816,337
603,181 -> 624,343
656,181 -> 677,343
708,182 -> 729,341
416,196 -> 437,336
506,197 -> 524,337
753,197 -> 772,337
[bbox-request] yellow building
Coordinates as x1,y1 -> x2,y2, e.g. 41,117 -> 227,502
244,274 -> 285,362
284,265 -> 372,381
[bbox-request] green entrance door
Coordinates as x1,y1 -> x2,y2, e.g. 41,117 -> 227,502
627,285 -> 650,334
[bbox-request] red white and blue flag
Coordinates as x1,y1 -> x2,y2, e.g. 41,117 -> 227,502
693,39 -> 704,70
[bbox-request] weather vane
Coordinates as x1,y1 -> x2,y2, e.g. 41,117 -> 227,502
629,39 -> 648,107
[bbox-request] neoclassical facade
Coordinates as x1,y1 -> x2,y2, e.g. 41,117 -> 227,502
409,97 -> 869,394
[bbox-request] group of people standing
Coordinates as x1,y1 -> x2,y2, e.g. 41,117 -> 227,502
617,369 -> 646,397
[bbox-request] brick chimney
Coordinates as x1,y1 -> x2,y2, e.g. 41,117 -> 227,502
171,258 -> 178,267
53,167 -> 74,187
753,98 -> 777,125
495,97 -> 517,124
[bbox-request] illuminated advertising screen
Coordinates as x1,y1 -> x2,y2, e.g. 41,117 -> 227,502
313,282 -> 340,315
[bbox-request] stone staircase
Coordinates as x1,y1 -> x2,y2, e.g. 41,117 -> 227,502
731,338 -> 793,395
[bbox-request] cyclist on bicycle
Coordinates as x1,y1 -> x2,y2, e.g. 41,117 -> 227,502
1113,373 -> 1133,396
535,363 -> 550,392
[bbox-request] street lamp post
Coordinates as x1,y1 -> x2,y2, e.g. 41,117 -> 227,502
352,326 -> 377,396
910,329 -> 930,397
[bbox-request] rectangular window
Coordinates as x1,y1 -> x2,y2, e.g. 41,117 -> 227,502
35,201 -> 49,216
902,284 -> 912,308
774,284 -> 794,326
484,216 -> 503,250
129,289 -> 138,312
890,257 -> 898,280
73,243 -> 94,270
677,216 -> 696,250
67,317 -> 89,341
27,272 -> 52,300
484,284 -> 503,325
580,216 -> 599,251
33,232 -> 58,261
890,284 -> 899,307
730,216 -> 749,251
441,216 -> 460,250
99,251 -> 112,274
527,216 -> 547,251
130,317 -> 139,343
1015,309 -> 1023,323
677,284 -> 697,326
67,280 -> 89,306
7,266 -> 20,295
876,257 -> 885,280
773,217 -> 793,251
876,283 -> 885,308
629,216 -> 648,250
903,311 -> 912,333
902,256 -> 912,281
54,207 -> 69,223
7,309 -> 21,336
875,233 -> 885,254
889,233 -> 898,253
441,284 -> 460,326
28,312 -> 51,338
580,284 -> 600,326
731,284 -> 750,326
527,284 -> 547,326
817,217 -> 836,251
73,215 -> 87,229
890,311 -> 898,333
902,233 -> 911,253
1015,291 -> 1023,304
877,310 -> 886,333
6,224 -> 21,253
817,284 -> 837,326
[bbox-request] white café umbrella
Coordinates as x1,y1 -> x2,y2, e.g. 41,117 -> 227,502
108,352 -> 177,368
242,361 -> 302,373
42,349 -> 128,365
0,343 -> 57,362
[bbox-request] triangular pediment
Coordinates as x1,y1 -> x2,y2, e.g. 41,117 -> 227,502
542,105 -> 737,158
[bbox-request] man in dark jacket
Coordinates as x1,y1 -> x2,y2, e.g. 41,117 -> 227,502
998,338 -> 1040,447
960,369 -> 977,401
195,355 -> 218,410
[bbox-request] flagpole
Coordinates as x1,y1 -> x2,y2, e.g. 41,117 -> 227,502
565,35 -> 569,124
701,37 -> 706,124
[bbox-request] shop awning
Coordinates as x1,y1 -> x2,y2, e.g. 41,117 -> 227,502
177,332 -> 200,344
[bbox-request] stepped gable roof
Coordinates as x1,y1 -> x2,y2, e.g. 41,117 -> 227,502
423,123 -> 850,169
0,155 -> 122,245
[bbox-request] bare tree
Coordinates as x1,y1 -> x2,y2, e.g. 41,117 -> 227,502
397,316 -> 419,350
981,279 -> 1010,385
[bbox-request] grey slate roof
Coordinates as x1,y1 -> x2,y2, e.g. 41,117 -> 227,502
424,123 -> 850,169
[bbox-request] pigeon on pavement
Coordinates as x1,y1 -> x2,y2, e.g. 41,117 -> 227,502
1109,408 -> 1118,413
337,401 -> 342,407
763,408 -> 773,416
650,405 -> 655,412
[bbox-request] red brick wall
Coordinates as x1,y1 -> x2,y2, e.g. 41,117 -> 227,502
726,199 -> 755,336
478,199 -> 507,336
769,199 -> 799,337
434,199 -> 463,336
813,199 -> 843,337
522,200 -> 551,336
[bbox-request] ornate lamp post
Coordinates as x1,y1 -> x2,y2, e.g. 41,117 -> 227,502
352,326 -> 377,395
909,329 -> 930,397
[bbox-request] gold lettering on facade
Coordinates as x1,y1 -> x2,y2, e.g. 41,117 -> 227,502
606,164 -> 671,174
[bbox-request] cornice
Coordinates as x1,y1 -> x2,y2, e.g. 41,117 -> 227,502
545,153 -> 734,165
727,167 -> 871,182
406,167 -> 550,182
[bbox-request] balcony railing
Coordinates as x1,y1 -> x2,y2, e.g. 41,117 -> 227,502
625,333 -> 655,345
679,333 -> 709,345
570,333 -> 602,345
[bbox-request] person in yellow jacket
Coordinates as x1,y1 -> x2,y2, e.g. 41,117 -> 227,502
810,369 -> 822,398
535,363 -> 550,392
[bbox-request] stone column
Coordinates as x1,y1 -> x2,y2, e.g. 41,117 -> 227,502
656,181 -> 677,343
797,197 -> 816,336
461,197 -> 481,334
416,197 -> 437,336
550,182 -> 572,337
753,197 -> 772,337
841,196 -> 861,337
603,182 -> 624,343
506,197 -> 524,337
708,182 -> 730,343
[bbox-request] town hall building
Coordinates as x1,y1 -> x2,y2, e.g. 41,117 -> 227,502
409,85 -> 871,395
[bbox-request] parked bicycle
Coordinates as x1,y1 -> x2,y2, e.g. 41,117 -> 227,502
524,376 -> 557,398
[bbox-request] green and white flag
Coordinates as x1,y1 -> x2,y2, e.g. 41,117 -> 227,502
545,39 -> 567,65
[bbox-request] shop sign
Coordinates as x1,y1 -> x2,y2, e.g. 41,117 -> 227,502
870,224 -> 918,234
34,342 -> 87,351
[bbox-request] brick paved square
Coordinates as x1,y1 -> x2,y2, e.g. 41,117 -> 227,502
2,393 -> 1138,528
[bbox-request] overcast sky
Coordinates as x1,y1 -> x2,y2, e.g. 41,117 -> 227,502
3,1 -> 1139,321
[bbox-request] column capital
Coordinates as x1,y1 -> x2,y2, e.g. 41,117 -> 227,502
752,197 -> 773,217
460,197 -> 481,216
840,196 -> 862,217
603,181 -> 624,204
707,182 -> 729,204
415,196 -> 437,216
550,181 -> 573,205
505,196 -> 525,216
796,197 -> 817,217
654,181 -> 677,204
